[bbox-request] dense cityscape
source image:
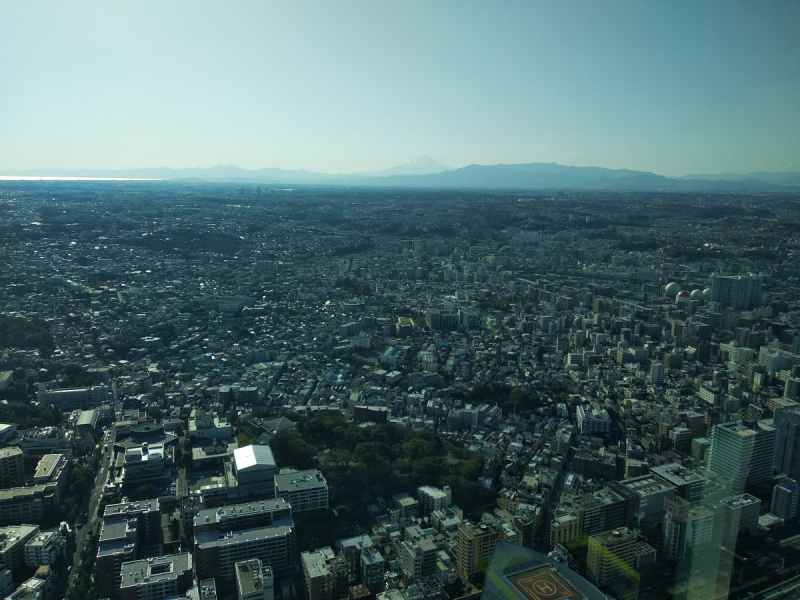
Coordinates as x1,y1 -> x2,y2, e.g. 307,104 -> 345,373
2,181 -> 800,600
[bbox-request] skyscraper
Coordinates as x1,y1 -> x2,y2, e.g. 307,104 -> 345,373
662,496 -> 689,562
774,407 -> 800,480
709,420 -> 776,495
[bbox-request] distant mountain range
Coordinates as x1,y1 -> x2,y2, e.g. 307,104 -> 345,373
2,158 -> 799,192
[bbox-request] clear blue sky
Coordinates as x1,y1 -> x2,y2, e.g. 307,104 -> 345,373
1,1 -> 798,176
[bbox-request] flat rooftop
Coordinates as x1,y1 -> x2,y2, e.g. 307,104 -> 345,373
119,552 -> 192,589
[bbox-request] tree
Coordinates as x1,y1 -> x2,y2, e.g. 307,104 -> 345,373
237,431 -> 260,448
270,431 -> 318,469
70,465 -> 93,495
132,484 -> 157,501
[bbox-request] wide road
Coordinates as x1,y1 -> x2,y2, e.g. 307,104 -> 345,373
67,429 -> 114,590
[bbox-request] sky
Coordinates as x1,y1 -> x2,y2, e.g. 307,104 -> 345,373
1,1 -> 799,176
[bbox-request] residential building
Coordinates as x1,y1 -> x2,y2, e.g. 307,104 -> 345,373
274,470 -> 328,513
194,518 -> 294,590
0,525 -> 39,573
455,521 -> 499,578
23,530 -> 66,567
118,553 -> 193,600
236,558 -> 274,600
0,448 -> 24,490
302,550 -> 336,600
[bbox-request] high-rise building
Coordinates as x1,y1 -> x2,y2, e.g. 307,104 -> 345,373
684,506 -> 715,551
773,407 -> 800,480
784,378 -> 800,401
709,419 -> 777,494
710,275 -> 762,310
650,362 -> 664,386
609,475 -> 675,530
771,482 -> 799,521
576,488 -> 626,536
662,496 -> 689,562
586,528 -> 637,587
720,493 -> 761,550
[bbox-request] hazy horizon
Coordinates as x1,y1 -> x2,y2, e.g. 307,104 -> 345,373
2,1 -> 799,177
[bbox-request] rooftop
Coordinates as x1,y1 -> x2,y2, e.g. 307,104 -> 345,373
119,552 -> 192,589
234,444 -> 276,472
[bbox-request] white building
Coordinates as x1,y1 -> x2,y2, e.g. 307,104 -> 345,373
24,529 -> 66,566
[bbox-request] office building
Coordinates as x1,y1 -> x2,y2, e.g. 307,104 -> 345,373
685,506 -> 715,551
274,470 -> 328,513
709,420 -> 777,494
610,475 -> 675,530
586,528 -> 637,587
119,553 -> 193,600
576,488 -> 626,536
720,493 -> 760,550
0,482 -> 61,527
650,463 -> 705,506
773,407 -> 800,480
236,558 -> 274,600
662,496 -> 689,562
772,482 -> 799,520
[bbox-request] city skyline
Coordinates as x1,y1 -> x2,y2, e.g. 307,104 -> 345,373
1,1 -> 799,176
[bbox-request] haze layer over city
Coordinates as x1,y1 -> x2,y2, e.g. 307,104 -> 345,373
2,3 -> 800,600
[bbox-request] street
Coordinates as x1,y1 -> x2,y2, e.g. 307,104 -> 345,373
67,429 -> 114,590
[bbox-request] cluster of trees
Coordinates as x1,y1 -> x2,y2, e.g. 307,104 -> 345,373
70,464 -> 93,495
66,528 -> 99,600
268,413 -> 496,520
0,383 -> 62,429
460,381 -> 543,416
0,314 -> 54,357
132,484 -> 158,501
